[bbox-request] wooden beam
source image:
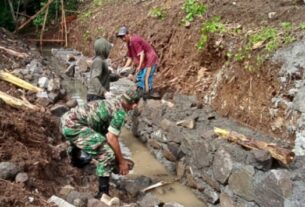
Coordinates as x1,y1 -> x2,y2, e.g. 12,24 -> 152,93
0,45 -> 28,58
27,39 -> 65,42
15,0 -> 54,32
214,127 -> 295,165
60,0 -> 68,47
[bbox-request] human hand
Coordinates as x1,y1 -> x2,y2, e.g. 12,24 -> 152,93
119,159 -> 130,175
104,91 -> 113,99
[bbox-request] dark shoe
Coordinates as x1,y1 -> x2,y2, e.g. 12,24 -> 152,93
68,146 -> 92,168
95,176 -> 110,199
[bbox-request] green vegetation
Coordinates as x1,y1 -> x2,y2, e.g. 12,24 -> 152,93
197,16 -> 225,49
149,7 -> 166,20
299,22 -> 305,30
182,0 -> 207,24
0,0 -> 79,30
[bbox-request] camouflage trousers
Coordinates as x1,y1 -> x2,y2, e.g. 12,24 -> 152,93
62,126 -> 116,177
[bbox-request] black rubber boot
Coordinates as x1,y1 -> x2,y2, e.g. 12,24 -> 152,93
95,176 -> 110,199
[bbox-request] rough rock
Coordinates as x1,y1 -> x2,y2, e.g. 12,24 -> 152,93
160,118 -> 175,131
137,193 -> 160,207
48,92 -> 61,103
87,198 -> 109,207
176,159 -> 186,179
66,99 -> 78,108
15,172 -> 29,184
66,191 -> 90,207
254,170 -> 293,207
36,97 -> 51,107
59,185 -> 75,199
50,104 -> 69,117
48,78 -> 61,91
191,140 -> 212,168
176,118 -> 195,129
213,148 -> 233,184
164,202 -> 185,207
219,192 -> 235,207
38,77 -> 49,88
228,165 -> 255,201
48,195 -> 75,207
0,162 -> 20,180
247,149 -> 272,171
118,176 -> 152,197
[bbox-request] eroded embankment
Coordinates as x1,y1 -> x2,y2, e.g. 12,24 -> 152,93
131,94 -> 305,207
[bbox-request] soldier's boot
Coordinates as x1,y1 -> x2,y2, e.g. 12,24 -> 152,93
94,176 -> 110,199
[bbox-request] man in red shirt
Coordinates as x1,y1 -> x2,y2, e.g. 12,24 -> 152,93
117,26 -> 158,99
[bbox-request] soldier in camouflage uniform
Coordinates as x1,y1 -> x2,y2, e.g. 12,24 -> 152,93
60,88 -> 140,198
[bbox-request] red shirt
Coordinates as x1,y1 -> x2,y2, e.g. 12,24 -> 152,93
127,35 -> 158,68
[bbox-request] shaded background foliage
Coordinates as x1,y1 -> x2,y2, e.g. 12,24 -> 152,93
0,0 -> 79,31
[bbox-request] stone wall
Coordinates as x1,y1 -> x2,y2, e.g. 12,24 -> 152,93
131,94 -> 305,207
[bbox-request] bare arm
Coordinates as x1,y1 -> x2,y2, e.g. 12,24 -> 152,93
136,51 -> 145,72
124,57 -> 132,68
106,132 -> 129,175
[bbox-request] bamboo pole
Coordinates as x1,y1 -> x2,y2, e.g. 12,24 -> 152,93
0,91 -> 38,110
40,3 -> 50,51
15,0 -> 54,32
60,0 -> 68,47
7,0 -> 16,23
0,71 -> 43,92
214,127 -> 295,165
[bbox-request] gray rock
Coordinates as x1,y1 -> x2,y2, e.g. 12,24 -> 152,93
76,56 -> 89,73
38,77 -> 49,88
48,92 -> 60,103
254,170 -> 293,207
213,148 -> 233,184
164,202 -> 185,207
137,193 -> 160,207
59,185 -> 75,199
48,78 -> 61,92
219,192 -> 235,207
203,187 -> 219,204
173,94 -> 197,110
66,191 -> 90,207
118,176 -> 152,197
191,140 -> 212,168
284,181 -> 305,207
176,118 -> 195,129
48,195 -> 75,207
27,59 -> 43,74
87,198 -> 108,207
228,165 -> 255,201
160,118 -> 175,131
15,172 -> 28,183
50,104 -> 69,117
0,162 -> 20,180
176,159 -> 186,179
247,149 -> 272,171
36,97 -> 51,107
66,99 -> 78,108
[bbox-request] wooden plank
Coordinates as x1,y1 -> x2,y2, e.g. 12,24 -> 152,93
214,127 -> 295,165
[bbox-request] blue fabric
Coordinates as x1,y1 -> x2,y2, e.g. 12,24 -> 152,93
136,64 -> 156,91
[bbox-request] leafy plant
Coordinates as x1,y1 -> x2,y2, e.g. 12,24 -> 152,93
280,22 -> 293,30
197,16 -> 225,49
182,0 -> 207,23
149,7 -> 166,20
299,22 -> 305,30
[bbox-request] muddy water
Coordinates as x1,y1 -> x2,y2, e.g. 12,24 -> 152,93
121,128 -> 207,207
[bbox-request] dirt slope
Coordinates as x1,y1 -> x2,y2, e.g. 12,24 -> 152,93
68,0 -> 305,143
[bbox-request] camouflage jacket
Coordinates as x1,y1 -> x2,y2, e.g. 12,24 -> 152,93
61,98 -> 126,136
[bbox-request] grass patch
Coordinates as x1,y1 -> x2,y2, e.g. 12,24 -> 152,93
182,0 -> 207,24
197,16 -> 226,49
149,7 -> 166,20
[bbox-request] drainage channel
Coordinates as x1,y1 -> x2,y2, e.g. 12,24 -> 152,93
121,128 -> 207,207
44,48 -> 207,207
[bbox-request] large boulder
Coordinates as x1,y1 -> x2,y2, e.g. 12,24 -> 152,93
0,162 -> 20,180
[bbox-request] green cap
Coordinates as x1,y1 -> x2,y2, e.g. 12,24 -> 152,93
123,88 -> 140,104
